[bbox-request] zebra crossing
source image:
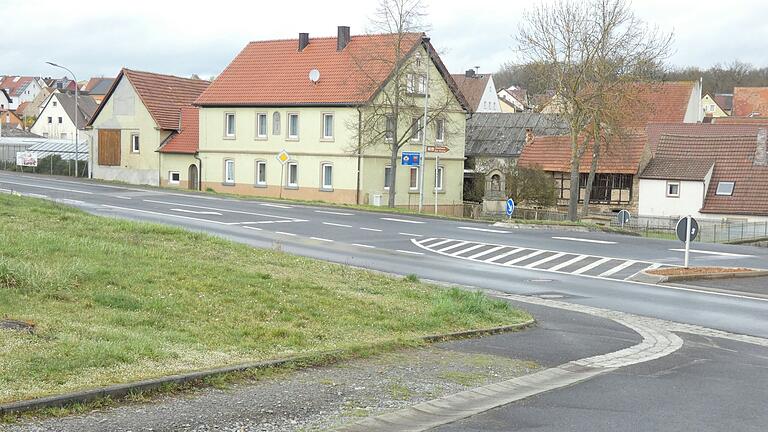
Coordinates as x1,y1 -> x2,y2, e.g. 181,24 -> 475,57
412,237 -> 671,281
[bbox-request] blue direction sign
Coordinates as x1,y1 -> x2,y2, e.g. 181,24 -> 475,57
506,198 -> 515,217
617,209 -> 631,225
401,152 -> 421,166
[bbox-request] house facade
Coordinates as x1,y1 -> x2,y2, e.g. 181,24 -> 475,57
0,89 -> 11,110
30,92 -> 98,139
497,86 -> 528,112
451,71 -> 501,113
194,28 -> 468,215
86,69 -> 209,186
701,94 -> 728,118
0,76 -> 45,110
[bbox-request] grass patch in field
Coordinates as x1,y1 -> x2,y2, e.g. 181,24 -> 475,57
0,194 -> 530,404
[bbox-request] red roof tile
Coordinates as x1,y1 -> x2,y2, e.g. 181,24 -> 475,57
640,158 -> 714,181
712,116 -> 768,125
88,69 -> 209,131
732,87 -> 768,117
159,107 -> 199,154
196,32 -> 467,108
452,74 -> 490,112
618,82 -> 696,127
0,76 -> 34,98
518,132 -> 647,174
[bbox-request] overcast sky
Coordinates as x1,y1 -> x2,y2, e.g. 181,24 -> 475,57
3,0 -> 768,81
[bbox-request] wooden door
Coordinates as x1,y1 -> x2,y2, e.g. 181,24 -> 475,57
98,129 -> 121,166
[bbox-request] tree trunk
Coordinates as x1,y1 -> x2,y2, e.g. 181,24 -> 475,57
581,143 -> 599,217
567,129 -> 581,221
388,143 -> 398,207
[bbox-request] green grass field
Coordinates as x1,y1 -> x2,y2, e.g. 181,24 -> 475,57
0,194 -> 530,403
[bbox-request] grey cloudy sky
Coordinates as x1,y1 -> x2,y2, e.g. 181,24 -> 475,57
3,0 -> 768,81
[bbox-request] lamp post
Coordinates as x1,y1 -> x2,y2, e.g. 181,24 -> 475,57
46,62 -> 79,177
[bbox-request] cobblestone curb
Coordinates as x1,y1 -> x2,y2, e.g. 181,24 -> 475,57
0,320 -> 534,417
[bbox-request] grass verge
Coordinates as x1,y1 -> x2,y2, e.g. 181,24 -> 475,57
0,194 -> 530,404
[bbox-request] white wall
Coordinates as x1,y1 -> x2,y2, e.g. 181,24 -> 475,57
30,94 -> 79,140
684,80 -> 704,123
476,77 -> 502,113
638,179 -> 706,217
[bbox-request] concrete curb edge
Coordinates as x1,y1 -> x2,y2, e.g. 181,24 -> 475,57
636,269 -> 768,283
0,319 -> 535,416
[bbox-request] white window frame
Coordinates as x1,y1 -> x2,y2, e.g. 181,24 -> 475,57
287,162 -> 299,188
321,163 -> 333,190
256,112 -> 268,138
409,166 -> 419,190
411,117 -> 422,142
224,159 -> 235,184
287,113 -> 300,139
322,113 -> 334,140
435,118 -> 445,142
385,115 -> 395,142
384,166 -> 392,190
715,181 -> 735,196
435,165 -> 444,191
169,171 -> 180,185
224,112 -> 236,138
666,181 -> 680,198
255,160 -> 267,186
131,133 -> 140,153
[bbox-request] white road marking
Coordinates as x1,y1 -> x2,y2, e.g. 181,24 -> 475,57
380,217 -> 425,224
572,257 -> 613,275
669,249 -> 754,258
315,210 -> 353,216
438,241 -> 470,253
0,180 -> 93,195
56,199 -> 85,205
525,252 -> 567,269
323,222 -> 352,228
240,220 -> 298,225
485,248 -> 524,263
114,196 -> 132,200
101,204 -> 237,225
552,236 -> 617,245
171,208 -> 222,216
25,193 -> 48,199
598,260 -> 638,278
261,203 -> 292,209
360,227 -> 383,232
399,232 -> 424,237
450,243 -> 487,257
275,231 -> 297,236
310,237 -> 334,242
504,250 -> 547,266
422,239 -> 454,249
143,199 -> 298,220
243,226 -> 262,231
468,246 -> 506,260
0,187 -> 11,193
458,226 -> 510,234
548,254 -> 589,272
353,243 -> 376,249
397,250 -> 424,256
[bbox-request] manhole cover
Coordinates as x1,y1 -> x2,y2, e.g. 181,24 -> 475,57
0,319 -> 35,333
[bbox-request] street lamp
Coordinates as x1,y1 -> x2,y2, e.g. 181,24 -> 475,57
46,61 -> 79,177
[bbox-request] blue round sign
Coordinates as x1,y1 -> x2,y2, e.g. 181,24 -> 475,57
506,198 -> 515,217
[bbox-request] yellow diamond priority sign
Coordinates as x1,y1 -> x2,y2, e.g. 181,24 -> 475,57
276,150 -> 290,164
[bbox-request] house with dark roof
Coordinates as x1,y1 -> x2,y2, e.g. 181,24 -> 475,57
639,123 -> 768,221
194,27 -> 469,214
30,92 -> 98,140
713,93 -> 733,115
451,70 -> 501,113
82,77 -> 116,103
497,86 -> 529,112
517,81 -> 703,214
86,68 -> 210,187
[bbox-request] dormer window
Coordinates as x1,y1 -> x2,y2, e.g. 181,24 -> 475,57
715,181 -> 735,196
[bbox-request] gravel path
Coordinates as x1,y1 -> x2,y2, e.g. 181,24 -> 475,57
4,344 -> 538,432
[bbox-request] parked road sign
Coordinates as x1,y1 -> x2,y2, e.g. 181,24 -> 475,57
676,217 -> 699,242
506,198 -> 515,217
401,152 -> 421,166
617,210 -> 631,226
426,146 -> 449,153
276,150 -> 290,164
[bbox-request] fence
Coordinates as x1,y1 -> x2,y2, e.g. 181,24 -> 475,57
0,140 -> 88,177
609,214 -> 768,244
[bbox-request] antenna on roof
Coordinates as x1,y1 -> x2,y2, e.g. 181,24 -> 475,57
309,69 -> 320,84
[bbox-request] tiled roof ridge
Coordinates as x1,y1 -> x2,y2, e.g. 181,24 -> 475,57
242,31 -> 424,45
123,68 -> 210,83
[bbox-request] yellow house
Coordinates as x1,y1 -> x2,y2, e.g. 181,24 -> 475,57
195,27 -> 469,215
701,93 -> 728,118
86,69 -> 209,188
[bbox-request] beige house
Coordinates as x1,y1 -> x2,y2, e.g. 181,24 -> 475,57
195,27 -> 469,215
86,69 -> 209,187
701,94 -> 728,118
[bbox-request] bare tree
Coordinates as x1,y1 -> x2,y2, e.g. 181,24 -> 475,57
517,0 -> 671,220
348,0 -> 462,208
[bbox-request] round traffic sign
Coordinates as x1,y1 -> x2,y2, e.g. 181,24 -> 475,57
505,198 -> 515,217
617,210 -> 631,224
676,217 -> 699,242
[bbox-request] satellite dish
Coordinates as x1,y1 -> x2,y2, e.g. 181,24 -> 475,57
309,69 -> 320,83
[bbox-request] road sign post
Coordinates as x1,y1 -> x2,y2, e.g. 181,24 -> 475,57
506,198 -> 515,220
276,150 -> 290,199
617,210 -> 630,228
434,154 -> 439,215
676,215 -> 699,268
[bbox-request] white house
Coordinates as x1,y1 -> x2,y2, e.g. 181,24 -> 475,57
30,92 -> 98,140
0,76 -> 46,110
452,70 -> 501,113
497,86 -> 529,112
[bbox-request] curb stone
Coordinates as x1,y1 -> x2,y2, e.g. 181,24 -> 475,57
0,320 -> 534,417
639,269 -> 768,283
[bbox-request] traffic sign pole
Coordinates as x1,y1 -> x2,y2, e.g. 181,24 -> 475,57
434,155 -> 439,215
684,215 -> 691,268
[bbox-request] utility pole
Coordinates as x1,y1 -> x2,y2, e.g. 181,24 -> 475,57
46,62 -> 79,177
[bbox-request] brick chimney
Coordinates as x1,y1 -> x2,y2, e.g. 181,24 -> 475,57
337,26 -> 350,51
298,33 -> 309,51
756,128 -> 767,166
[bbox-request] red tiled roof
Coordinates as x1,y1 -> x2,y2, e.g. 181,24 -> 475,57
159,107 -> 199,154
0,76 -> 34,98
518,132 -> 647,174
712,116 -> 768,125
88,69 -> 210,131
617,81 -> 696,127
646,132 -> 768,216
646,122 -> 768,154
640,158 -> 714,181
732,87 -> 768,117
452,74 -> 490,112
196,32 -> 467,109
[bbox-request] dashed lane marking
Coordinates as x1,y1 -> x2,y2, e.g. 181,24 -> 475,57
323,222 -> 352,228
310,237 -> 334,242
315,210 -> 354,216
261,203 -> 293,209
397,250 -> 424,256
243,226 -> 262,231
552,236 -> 618,244
360,227 -> 383,232
353,243 -> 376,249
170,208 -> 222,216
142,199 -> 300,221
0,180 -> 93,195
380,217 -> 425,224
457,226 -> 511,234
275,231 -> 297,236
102,205 -> 239,225
399,232 -> 424,237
